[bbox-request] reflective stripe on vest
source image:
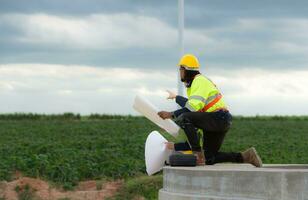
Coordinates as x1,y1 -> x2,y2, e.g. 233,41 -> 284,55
185,101 -> 197,111
189,93 -> 221,106
201,93 -> 222,112
189,95 -> 207,103
187,93 -> 223,112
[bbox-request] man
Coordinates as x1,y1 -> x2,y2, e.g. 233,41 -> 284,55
158,54 -> 263,167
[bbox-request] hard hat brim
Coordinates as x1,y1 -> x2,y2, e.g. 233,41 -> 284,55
178,65 -> 199,71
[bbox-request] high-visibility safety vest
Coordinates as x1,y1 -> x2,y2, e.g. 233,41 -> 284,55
185,74 -> 227,112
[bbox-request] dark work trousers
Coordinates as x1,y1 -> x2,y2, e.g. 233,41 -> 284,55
176,110 -> 243,165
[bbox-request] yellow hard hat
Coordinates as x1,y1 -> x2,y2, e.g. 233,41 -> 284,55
178,54 -> 200,70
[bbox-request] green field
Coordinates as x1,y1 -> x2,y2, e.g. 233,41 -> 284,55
0,114 -> 308,199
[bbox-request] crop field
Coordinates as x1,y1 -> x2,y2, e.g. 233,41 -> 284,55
0,114 -> 308,199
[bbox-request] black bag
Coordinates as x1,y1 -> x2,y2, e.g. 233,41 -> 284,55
169,152 -> 197,167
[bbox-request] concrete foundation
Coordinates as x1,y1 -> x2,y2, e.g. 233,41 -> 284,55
159,164 -> 308,200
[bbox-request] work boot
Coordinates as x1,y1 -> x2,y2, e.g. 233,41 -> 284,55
241,147 -> 263,167
193,151 -> 205,166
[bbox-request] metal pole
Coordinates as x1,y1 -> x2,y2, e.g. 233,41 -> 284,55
178,0 -> 184,98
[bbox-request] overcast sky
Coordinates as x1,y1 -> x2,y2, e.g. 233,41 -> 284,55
1,0 -> 308,115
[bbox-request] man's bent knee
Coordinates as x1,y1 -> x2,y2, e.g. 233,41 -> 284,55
175,112 -> 193,128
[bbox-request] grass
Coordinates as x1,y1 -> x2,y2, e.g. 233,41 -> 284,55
0,117 -> 157,186
223,117 -> 308,164
108,175 -> 163,200
0,114 -> 307,199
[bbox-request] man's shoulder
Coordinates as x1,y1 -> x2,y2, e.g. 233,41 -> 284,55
193,74 -> 209,84
191,75 -> 216,90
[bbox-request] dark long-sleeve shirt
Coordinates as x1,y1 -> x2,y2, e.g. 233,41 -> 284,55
175,95 -> 188,107
172,95 -> 191,118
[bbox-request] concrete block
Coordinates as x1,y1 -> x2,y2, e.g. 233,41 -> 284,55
159,164 -> 308,200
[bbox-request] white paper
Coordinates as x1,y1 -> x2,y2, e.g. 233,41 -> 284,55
145,131 -> 172,176
133,95 -> 179,137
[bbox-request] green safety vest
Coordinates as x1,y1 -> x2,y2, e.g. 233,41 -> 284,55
185,74 -> 227,112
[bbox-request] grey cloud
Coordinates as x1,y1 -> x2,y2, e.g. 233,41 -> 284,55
0,47 -> 179,69
1,0 -> 308,71
2,0 -> 308,19
2,0 -> 308,30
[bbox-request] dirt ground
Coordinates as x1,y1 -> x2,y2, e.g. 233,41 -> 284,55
0,173 -> 123,200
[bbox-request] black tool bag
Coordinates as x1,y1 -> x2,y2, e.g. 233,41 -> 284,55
169,152 -> 197,167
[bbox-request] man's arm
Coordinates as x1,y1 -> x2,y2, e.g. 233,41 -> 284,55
158,92 -> 189,120
172,107 -> 190,118
175,95 -> 188,108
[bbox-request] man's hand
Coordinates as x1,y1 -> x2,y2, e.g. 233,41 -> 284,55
158,111 -> 173,119
166,90 -> 177,100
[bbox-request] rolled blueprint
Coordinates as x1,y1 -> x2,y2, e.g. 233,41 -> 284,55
133,95 -> 179,137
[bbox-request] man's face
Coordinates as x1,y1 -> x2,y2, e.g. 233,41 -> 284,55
179,66 -> 185,82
